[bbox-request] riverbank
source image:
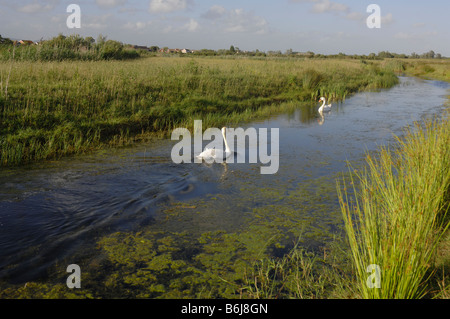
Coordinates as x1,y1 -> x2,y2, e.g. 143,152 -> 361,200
0,57 -> 398,166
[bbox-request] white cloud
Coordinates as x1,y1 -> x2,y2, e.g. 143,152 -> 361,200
18,3 -> 42,13
124,21 -> 149,31
394,30 -> 437,40
201,5 -> 226,20
290,0 -> 348,14
311,0 -> 349,14
96,0 -> 127,8
345,11 -> 364,21
149,0 -> 189,13
291,0 -> 394,27
17,0 -> 59,13
183,18 -> 199,32
381,13 -> 394,25
82,14 -> 114,30
201,6 -> 268,34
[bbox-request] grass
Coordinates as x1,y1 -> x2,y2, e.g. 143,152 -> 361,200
402,59 -> 450,82
0,56 -> 398,166
337,114 -> 450,298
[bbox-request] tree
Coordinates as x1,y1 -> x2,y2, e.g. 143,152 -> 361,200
85,36 -> 95,44
306,51 -> 315,58
229,45 -> 235,54
0,34 -> 13,45
97,34 -> 107,46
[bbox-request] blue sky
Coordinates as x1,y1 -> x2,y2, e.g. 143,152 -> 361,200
1,0 -> 449,56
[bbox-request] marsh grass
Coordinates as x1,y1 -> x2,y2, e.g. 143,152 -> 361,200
337,114 -> 450,298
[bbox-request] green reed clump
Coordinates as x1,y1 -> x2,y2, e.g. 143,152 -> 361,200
337,114 -> 450,299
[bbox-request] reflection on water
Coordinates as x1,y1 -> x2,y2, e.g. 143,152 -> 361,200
0,77 -> 448,285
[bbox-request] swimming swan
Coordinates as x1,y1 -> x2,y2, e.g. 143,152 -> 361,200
196,127 -> 232,161
318,97 -> 332,113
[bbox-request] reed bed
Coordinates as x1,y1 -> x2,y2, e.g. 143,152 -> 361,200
0,56 -> 398,166
337,114 -> 450,298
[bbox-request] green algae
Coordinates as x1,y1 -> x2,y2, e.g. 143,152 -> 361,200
89,172 -> 351,299
0,160 -> 353,299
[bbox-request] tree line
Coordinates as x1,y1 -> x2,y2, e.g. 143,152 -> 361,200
0,34 -> 444,61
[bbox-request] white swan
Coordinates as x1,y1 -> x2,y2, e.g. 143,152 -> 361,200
196,127 -> 232,161
318,97 -> 332,113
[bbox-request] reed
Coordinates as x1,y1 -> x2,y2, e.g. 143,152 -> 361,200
337,114 -> 450,298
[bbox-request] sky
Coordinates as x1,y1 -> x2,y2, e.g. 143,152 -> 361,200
1,0 -> 449,56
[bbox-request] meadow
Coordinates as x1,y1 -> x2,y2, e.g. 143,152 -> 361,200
0,55 -> 398,166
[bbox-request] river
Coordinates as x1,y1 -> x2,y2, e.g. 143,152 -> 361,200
0,76 -> 448,294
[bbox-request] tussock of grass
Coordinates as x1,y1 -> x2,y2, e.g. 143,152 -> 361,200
337,114 -> 450,298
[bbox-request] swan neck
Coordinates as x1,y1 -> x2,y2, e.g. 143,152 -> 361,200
222,128 -> 231,152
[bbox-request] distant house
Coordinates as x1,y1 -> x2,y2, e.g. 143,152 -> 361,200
14,40 -> 34,46
181,48 -> 192,54
163,48 -> 180,53
158,48 -> 183,53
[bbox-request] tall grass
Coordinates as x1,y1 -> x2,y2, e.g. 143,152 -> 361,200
337,114 -> 450,298
0,57 -> 398,166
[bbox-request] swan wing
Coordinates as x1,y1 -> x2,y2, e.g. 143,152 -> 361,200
197,148 -> 215,159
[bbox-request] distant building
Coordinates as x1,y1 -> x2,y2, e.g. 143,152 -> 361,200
14,40 -> 34,46
181,48 -> 192,54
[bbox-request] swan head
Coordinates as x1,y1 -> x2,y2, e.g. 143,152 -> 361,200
319,97 -> 325,102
